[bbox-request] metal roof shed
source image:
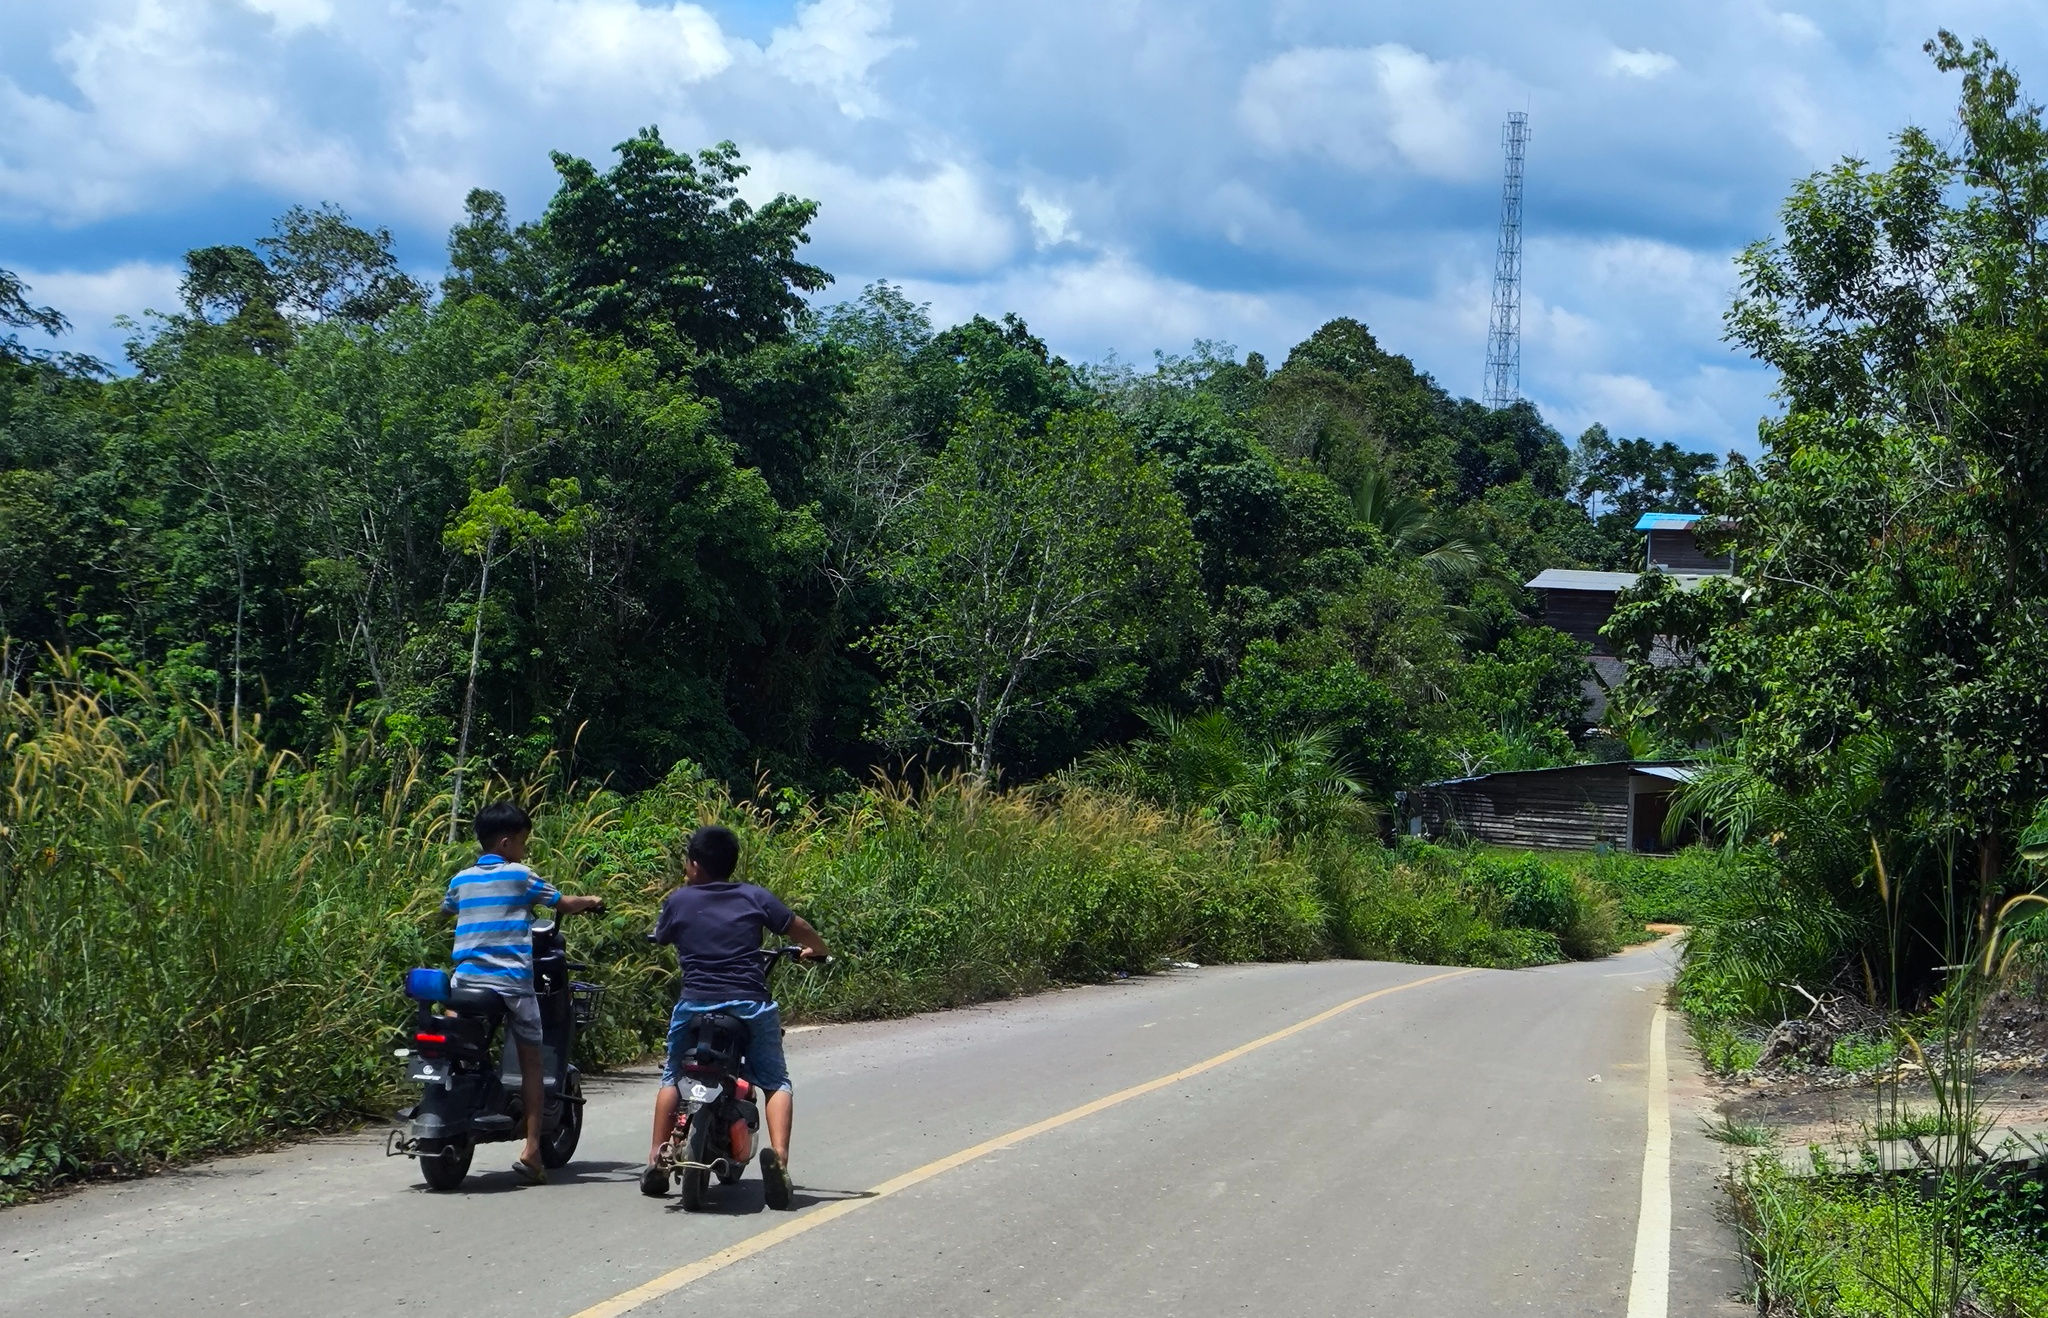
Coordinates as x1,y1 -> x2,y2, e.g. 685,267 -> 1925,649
1407,760 -> 1698,853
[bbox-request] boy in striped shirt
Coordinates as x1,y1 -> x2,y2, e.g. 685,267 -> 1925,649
442,801 -> 606,1184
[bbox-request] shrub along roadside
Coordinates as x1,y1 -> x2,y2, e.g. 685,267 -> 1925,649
1,681 -> 1682,1203
1733,1157 -> 2048,1317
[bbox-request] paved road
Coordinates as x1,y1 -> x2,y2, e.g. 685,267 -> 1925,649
3,941 -> 1749,1317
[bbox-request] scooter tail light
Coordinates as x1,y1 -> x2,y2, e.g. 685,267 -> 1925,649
415,1032 -> 447,1044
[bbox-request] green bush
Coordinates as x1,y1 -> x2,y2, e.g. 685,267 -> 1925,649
1583,846 -> 1730,926
1691,1017 -> 1764,1075
1468,852 -> 1579,932
1733,1157 -> 2048,1316
1674,851 -> 1863,1025
1830,1033 -> 1899,1074
1383,843 -> 1631,961
0,684 -> 1343,1202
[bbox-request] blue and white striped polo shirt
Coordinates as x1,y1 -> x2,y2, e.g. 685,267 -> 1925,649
441,854 -> 561,993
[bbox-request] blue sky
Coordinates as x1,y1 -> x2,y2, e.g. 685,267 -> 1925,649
3,1 -> 2045,455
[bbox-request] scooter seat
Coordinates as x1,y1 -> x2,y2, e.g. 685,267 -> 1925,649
444,985 -> 508,1021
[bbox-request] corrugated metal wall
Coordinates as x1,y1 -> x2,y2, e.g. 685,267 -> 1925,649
1647,529 -> 1730,574
1414,764 -> 1633,851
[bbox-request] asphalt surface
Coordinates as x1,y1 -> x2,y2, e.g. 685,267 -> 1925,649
3,940 -> 1750,1317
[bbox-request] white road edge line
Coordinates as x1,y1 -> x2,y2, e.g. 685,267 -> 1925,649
1626,1004 -> 1671,1318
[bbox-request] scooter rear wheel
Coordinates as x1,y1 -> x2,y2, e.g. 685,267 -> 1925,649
678,1117 -> 715,1211
417,1136 -> 474,1192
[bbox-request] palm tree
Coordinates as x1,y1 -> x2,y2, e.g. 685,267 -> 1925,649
1076,709 -> 1375,836
1350,466 -> 1488,585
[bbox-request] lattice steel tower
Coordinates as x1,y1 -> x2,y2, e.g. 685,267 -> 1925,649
1483,111 -> 1529,409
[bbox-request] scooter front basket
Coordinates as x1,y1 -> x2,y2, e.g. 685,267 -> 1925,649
569,981 -> 605,1028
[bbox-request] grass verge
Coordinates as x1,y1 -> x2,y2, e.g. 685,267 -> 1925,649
1733,1157 -> 2048,1316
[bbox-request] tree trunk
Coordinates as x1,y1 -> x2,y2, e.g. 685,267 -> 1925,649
231,566 -> 245,743
448,537 -> 494,843
1976,827 -> 2005,947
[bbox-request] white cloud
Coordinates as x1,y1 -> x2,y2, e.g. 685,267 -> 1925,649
498,0 -> 731,97
1576,372 -> 1682,430
0,1 -> 360,220
241,0 -> 331,31
1238,44 -> 1511,181
898,253 -> 1328,367
12,260 -> 184,364
766,0 -> 907,118
1019,190 -> 1074,248
0,0 -> 2002,451
1773,11 -> 1823,43
1606,47 -> 1677,80
746,150 -> 1016,276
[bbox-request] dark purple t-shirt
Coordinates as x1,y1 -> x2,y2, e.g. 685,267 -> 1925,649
652,881 -> 795,1002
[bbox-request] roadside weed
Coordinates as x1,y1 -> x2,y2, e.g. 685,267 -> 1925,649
0,678 -> 1669,1202
1692,1017 -> 1764,1074
1868,1110 -> 1950,1143
1831,1032 -> 1899,1074
1703,1115 -> 1776,1147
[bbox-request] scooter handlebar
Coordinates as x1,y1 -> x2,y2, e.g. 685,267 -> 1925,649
764,945 -> 831,965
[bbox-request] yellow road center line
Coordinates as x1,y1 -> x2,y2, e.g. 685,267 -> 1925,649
566,968 -> 1475,1318
1626,1004 -> 1671,1318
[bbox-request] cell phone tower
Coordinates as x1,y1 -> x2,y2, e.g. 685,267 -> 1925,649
1482,111 -> 1530,410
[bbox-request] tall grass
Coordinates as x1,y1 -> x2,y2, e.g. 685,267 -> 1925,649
2,673 -> 1648,1202
0,671 -> 613,1196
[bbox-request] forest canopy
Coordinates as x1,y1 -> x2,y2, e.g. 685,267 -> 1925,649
0,126 -> 1713,803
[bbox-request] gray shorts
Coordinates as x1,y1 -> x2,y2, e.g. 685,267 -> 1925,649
501,993 -> 543,1045
453,980 -> 543,1045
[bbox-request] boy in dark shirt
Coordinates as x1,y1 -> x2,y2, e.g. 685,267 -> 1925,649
643,825 -> 827,1208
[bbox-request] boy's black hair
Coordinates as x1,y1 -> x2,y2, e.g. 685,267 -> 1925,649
686,824 -> 741,881
474,800 -> 533,848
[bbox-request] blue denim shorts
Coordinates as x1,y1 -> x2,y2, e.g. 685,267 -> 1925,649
660,999 -> 790,1093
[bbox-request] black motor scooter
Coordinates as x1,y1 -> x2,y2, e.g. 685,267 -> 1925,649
387,921 -> 604,1190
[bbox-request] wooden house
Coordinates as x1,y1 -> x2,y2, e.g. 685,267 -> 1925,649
1404,760 -> 1697,853
1638,511 -> 1733,574
1523,513 -> 1734,717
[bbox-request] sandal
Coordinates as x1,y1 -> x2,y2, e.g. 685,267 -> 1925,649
760,1147 -> 792,1210
512,1156 -> 548,1185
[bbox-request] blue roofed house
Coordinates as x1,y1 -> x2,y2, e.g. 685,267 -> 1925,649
1637,511 -> 1734,575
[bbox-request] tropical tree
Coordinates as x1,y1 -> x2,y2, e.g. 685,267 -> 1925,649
1349,465 -> 1488,584
1614,33 -> 2048,957
1076,707 -> 1373,837
867,406 -> 1201,777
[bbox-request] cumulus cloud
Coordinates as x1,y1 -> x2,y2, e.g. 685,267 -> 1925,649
766,0 -> 908,117
498,0 -> 732,95
2,0 -> 2019,451
1019,190 -> 1075,248
898,253 -> 1326,364
240,0 -> 331,31
0,1 -> 361,220
12,260 -> 184,363
745,150 -> 1017,277
1238,43 -> 1513,181
1773,11 -> 1823,43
